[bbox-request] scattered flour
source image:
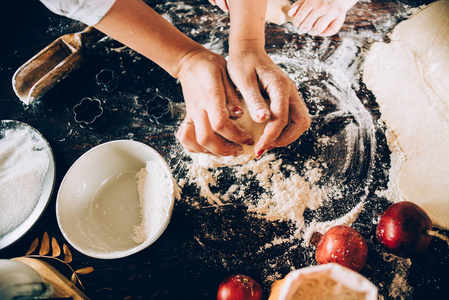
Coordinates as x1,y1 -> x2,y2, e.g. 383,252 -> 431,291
0,124 -> 50,236
382,253 -> 413,299
184,152 -> 365,245
132,161 -> 174,244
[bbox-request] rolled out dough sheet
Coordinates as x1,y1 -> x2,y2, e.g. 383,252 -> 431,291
363,0 -> 449,229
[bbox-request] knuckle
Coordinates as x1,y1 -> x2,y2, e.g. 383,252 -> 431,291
196,134 -> 209,147
279,77 -> 292,88
279,118 -> 289,128
210,117 -> 228,133
196,135 -> 209,147
317,4 -> 327,11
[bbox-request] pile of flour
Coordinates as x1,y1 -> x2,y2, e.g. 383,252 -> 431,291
0,124 -> 50,236
132,161 -> 175,244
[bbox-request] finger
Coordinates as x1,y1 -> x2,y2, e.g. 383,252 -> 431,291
274,90 -> 311,148
292,3 -> 313,28
320,17 -> 345,37
298,10 -> 324,34
287,0 -> 305,17
254,79 -> 291,156
223,76 -> 244,119
207,104 -> 255,148
309,14 -> 335,36
223,0 -> 230,12
236,72 -> 271,123
176,119 -> 209,154
218,0 -> 229,12
207,73 -> 255,146
195,111 -> 244,157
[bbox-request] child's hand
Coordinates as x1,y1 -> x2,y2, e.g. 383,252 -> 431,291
227,46 -> 311,158
176,49 -> 255,156
288,0 -> 358,36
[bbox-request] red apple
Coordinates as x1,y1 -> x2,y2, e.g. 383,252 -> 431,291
217,274 -> 263,300
315,225 -> 368,272
376,201 -> 432,257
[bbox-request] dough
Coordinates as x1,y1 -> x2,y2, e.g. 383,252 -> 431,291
266,0 -> 293,25
193,100 -> 268,168
363,0 -> 449,229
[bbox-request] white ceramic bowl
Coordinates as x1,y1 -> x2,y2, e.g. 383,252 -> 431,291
0,120 -> 55,250
56,140 -> 176,259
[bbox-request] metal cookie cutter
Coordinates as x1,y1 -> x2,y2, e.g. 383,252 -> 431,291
73,97 -> 107,129
146,96 -> 173,124
95,69 -> 118,92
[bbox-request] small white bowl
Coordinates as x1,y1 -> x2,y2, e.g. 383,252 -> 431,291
0,120 -> 55,250
56,140 -> 176,259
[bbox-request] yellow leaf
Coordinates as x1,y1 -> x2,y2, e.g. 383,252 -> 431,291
26,238 -> 39,255
39,232 -> 50,256
75,267 -> 94,275
51,237 -> 61,258
63,244 -> 73,263
71,272 -> 77,285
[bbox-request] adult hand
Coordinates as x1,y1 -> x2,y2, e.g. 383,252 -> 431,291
92,0 -> 252,156
227,46 -> 311,158
288,0 -> 358,36
176,49 -> 255,156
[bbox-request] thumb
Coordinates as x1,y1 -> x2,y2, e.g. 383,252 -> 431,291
237,78 -> 271,123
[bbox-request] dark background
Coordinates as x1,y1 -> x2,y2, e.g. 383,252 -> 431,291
1,0 -> 448,299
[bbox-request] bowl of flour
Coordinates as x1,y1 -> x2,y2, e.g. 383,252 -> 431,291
0,120 -> 55,249
56,140 -> 178,259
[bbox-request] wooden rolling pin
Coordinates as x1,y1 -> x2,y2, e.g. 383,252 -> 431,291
12,257 -> 90,300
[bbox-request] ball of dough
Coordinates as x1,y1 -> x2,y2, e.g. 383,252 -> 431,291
193,101 -> 268,168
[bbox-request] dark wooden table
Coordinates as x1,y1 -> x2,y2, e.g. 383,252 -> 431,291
1,0 -> 448,299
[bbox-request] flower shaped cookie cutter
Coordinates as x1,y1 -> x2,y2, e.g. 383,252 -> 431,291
73,97 -> 107,129
95,69 -> 118,92
146,96 -> 173,124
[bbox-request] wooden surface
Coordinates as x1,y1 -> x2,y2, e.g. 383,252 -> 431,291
1,0 -> 448,299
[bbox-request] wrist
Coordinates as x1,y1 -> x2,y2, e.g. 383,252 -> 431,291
229,38 -> 265,56
172,46 -> 208,79
175,47 -> 221,80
